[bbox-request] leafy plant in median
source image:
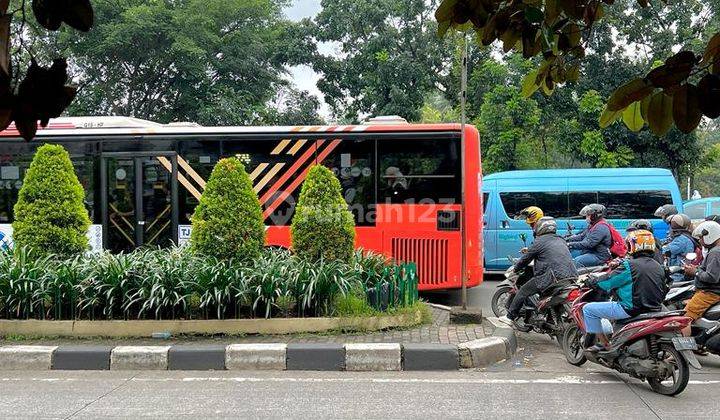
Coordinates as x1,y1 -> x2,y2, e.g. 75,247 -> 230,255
291,165 -> 356,263
0,247 -> 417,321
12,144 -> 91,258
190,157 -> 265,261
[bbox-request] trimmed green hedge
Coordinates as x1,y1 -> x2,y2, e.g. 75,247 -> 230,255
291,165 -> 355,263
12,144 -> 91,258
190,157 -> 265,261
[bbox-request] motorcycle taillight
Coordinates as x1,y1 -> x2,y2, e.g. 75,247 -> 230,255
566,289 -> 581,302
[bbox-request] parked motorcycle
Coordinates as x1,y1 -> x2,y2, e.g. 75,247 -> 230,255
562,278 -> 701,396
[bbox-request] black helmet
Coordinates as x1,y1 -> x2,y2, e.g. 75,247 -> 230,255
533,217 -> 558,236
654,204 -> 678,222
627,219 -> 654,233
579,203 -> 606,222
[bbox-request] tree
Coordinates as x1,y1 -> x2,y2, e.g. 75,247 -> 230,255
291,165 -> 355,263
0,1 -> 94,141
310,0 -> 453,122
436,0 -> 720,135
190,157 -> 265,261
12,144 -> 91,257
48,0 -> 312,125
259,87 -> 325,125
476,85 -> 541,173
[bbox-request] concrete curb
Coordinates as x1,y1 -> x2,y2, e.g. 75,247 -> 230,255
0,322 -> 516,371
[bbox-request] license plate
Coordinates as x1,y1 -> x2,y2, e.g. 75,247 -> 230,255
672,337 -> 698,351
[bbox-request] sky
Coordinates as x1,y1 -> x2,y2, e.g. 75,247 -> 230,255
283,1 -> 330,118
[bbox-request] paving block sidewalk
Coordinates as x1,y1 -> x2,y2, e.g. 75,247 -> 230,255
0,305 -> 488,347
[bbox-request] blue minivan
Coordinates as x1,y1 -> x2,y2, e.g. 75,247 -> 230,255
482,168 -> 684,271
683,197 -> 720,221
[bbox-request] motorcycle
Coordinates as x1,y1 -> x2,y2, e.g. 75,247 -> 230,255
692,301 -> 720,355
663,253 -> 699,311
562,278 -> 701,396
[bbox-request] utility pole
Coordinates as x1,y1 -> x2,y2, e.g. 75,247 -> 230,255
460,33 -> 468,310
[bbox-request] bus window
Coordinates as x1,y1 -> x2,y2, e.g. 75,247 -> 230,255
0,143 -> 35,224
377,138 -> 460,204
60,142 -> 98,223
598,190 -> 672,219
498,191 -> 570,219
684,202 -> 706,220
324,138 -> 375,226
178,140 -> 221,225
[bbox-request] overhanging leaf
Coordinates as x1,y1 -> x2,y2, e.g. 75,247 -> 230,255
622,101 -> 644,132
672,84 -> 702,134
0,14 -> 10,79
647,51 -> 696,89
607,78 -> 654,112
646,92 -> 673,136
521,69 -> 540,98
599,107 -> 622,128
700,32 -> 720,67
62,0 -> 94,32
698,74 -> 720,119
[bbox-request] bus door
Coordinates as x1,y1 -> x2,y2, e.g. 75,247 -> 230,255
101,153 -> 179,253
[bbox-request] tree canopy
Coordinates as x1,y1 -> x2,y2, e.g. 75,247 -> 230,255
435,0 -> 720,135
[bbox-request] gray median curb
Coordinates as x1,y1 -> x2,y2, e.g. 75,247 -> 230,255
0,320 -> 516,371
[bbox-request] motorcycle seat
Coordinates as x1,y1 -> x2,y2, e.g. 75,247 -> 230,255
615,310 -> 686,326
669,281 -> 694,289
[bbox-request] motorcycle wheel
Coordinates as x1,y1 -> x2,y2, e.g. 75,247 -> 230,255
647,344 -> 690,396
562,324 -> 587,366
491,286 -> 513,317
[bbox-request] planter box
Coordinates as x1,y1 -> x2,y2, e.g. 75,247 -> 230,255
0,307 -> 423,338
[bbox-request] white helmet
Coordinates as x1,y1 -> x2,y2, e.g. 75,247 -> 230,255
692,221 -> 720,247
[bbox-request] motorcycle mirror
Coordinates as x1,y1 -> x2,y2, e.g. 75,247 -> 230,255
685,253 -> 697,262
519,233 -> 527,246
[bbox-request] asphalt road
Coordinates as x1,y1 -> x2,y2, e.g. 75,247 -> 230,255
2,364 -> 719,419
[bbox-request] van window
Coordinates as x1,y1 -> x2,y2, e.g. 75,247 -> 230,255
597,190 -> 673,219
712,201 -> 720,215
685,202 -> 706,220
483,192 -> 489,212
499,191 -> 570,219
568,192 -> 598,218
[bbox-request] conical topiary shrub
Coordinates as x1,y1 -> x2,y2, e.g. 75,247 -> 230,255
12,144 -> 91,258
291,165 -> 355,263
190,157 -> 265,260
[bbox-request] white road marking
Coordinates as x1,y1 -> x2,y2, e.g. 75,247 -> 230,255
2,376 -> 720,385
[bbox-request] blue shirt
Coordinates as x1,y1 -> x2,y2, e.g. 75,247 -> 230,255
662,233 -> 695,267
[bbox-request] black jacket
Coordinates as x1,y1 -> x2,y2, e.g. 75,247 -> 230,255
515,233 -> 578,285
695,246 -> 720,295
592,254 -> 666,317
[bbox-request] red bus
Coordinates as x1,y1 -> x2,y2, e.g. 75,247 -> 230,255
0,116 -> 483,290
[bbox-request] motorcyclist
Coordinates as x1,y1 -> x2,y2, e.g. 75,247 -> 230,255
626,219 -> 663,264
654,204 -> 678,244
681,220 -> 720,336
498,217 -> 578,328
662,214 -> 698,282
567,204 -> 612,268
583,230 -> 667,352
515,206 -> 544,253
